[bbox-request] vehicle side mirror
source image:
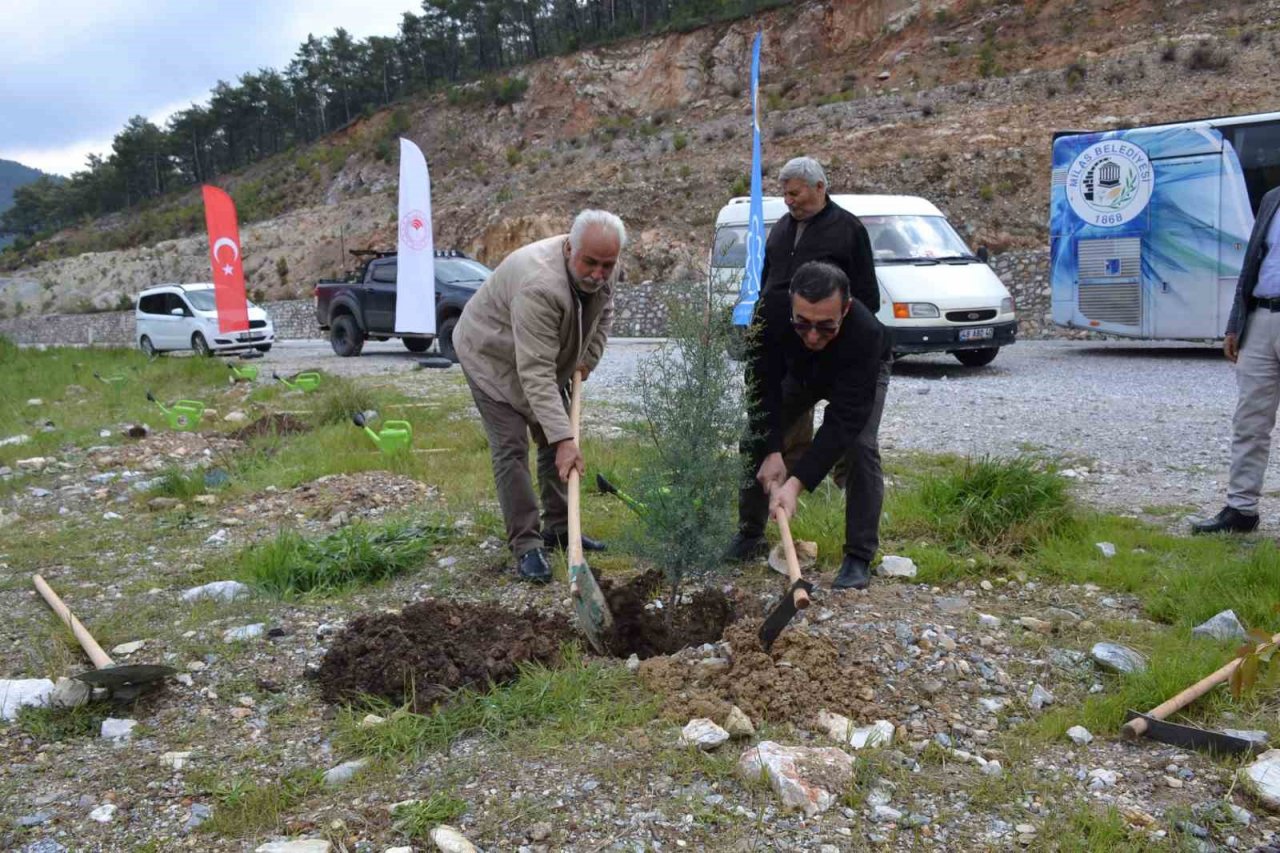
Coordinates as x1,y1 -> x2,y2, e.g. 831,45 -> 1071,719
976,246 -> 990,263
170,308 -> 184,316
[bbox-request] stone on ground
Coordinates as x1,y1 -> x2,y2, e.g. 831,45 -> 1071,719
723,705 -> 755,738
737,740 -> 855,817
1192,609 -> 1248,642
100,718 -> 138,742
429,825 -> 479,852
88,804 -> 117,823
1240,749 -> 1280,811
323,759 -> 368,787
254,842 -> 333,853
877,555 -> 917,578
1091,641 -> 1148,674
680,718 -> 730,751
0,678 -> 54,720
182,580 -> 250,602
1066,725 -> 1093,745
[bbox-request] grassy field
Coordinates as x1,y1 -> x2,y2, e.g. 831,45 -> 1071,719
3,341 -> 1279,850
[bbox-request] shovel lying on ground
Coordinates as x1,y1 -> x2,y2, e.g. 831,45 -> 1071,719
758,506 -> 814,651
32,575 -> 175,698
1121,629 -> 1280,754
567,373 -> 615,654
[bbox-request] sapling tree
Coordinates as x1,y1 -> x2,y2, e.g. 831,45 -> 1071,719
626,291 -> 748,619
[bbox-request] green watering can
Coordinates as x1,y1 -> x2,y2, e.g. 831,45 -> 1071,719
273,371 -> 321,392
146,390 -> 206,431
228,363 -> 259,382
352,411 -> 412,453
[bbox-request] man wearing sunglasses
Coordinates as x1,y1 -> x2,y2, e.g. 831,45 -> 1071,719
734,260 -> 891,590
726,156 -> 891,592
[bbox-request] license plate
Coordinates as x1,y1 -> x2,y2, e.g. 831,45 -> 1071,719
959,327 -> 994,342
237,332 -> 264,341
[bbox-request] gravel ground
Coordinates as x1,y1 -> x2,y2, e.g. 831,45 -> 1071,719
267,338 -> 1255,523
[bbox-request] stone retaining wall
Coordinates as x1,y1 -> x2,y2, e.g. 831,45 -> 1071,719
0,248 -> 1058,346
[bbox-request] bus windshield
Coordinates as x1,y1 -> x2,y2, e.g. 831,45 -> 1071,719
861,215 -> 975,262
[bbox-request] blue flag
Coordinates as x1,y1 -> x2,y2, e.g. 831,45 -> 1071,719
732,30 -> 765,327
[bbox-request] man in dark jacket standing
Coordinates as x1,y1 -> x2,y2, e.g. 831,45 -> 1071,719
727,156 -> 892,590
739,261 -> 891,589
1193,186 -> 1280,534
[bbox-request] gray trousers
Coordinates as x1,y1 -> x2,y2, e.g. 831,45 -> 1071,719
740,359 -> 891,561
466,375 -> 568,557
1228,309 -> 1280,514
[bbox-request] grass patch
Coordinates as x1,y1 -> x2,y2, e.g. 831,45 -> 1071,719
148,465 -> 208,500
1038,800 -> 1162,851
336,646 -> 656,761
391,791 -> 469,838
230,517 -> 450,597
16,701 -> 114,741
192,768 -> 325,838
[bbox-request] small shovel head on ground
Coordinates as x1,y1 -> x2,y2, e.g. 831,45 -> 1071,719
759,578 -> 815,651
1123,710 -> 1262,756
74,663 -> 176,690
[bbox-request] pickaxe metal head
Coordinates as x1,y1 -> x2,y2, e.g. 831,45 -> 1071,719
758,578 -> 814,650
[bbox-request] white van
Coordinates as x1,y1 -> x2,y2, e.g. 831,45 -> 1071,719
710,194 -> 1018,366
135,283 -> 275,357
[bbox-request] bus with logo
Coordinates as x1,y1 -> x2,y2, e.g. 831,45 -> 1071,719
1050,111 -> 1280,339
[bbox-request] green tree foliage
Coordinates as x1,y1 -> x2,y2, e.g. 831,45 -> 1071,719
0,0 -> 790,246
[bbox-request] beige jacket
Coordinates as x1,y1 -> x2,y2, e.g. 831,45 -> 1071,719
454,235 -> 614,443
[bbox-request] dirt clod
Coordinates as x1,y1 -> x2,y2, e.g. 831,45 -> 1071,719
318,599 -> 573,710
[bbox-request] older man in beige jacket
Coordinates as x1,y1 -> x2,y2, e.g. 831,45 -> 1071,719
454,210 -> 625,583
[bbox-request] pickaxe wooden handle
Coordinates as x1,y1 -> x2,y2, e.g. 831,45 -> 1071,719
33,574 -> 114,669
773,508 -> 810,612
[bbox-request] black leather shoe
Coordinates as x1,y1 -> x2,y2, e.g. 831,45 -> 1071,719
1190,506 -> 1259,535
517,549 -> 553,583
832,555 -> 871,590
724,532 -> 769,562
542,530 -> 607,552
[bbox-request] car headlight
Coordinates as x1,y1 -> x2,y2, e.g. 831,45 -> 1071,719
1001,297 -> 1015,315
893,302 -> 940,319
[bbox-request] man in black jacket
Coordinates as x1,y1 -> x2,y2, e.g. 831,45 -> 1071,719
737,261 -> 891,589
727,157 -> 892,590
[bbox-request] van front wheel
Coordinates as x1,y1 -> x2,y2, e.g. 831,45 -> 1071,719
954,347 -> 999,367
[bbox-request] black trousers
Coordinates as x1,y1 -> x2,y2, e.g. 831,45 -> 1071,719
739,359 -> 891,561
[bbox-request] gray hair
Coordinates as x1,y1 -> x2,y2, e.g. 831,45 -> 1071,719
778,156 -> 827,187
569,209 -> 627,252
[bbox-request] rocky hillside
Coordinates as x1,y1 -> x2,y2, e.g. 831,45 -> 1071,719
2,0 -> 1277,316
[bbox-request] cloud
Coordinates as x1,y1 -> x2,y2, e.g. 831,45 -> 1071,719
0,0 -> 415,175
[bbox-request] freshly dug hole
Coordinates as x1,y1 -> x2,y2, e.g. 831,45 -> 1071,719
229,412 -> 311,441
318,600 -> 573,710
600,569 -> 737,658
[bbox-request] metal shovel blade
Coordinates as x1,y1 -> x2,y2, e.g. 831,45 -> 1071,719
759,578 -> 815,650
569,561 -> 614,655
1123,710 -> 1261,755
74,663 -> 177,689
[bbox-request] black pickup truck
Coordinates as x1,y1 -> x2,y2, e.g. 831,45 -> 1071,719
313,249 -> 492,359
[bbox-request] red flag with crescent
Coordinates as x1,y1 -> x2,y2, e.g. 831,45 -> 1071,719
202,185 -> 250,333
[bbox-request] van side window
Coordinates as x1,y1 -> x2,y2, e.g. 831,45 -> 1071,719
138,294 -> 165,315
165,294 -> 191,316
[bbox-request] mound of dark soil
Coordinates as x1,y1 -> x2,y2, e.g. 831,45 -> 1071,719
318,599 -> 573,710
229,412 -> 310,441
601,569 -> 737,659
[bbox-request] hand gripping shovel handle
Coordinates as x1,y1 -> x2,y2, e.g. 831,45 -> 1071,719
1122,629 -> 1280,739
32,574 -> 114,669
772,508 -> 811,611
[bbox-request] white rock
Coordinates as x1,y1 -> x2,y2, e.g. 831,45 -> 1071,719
737,741 -> 855,816
255,842 -> 333,853
981,760 -> 1004,777
101,718 -> 138,742
1240,749 -> 1280,811
223,623 -> 265,643
1091,642 -> 1148,674
102,511 -> 123,521
681,718 -> 730,751
850,720 -> 896,750
978,613 -> 1002,629
625,653 -> 640,673
26,398 -> 43,406
1066,725 -> 1094,745
872,805 -> 903,822
161,751 -> 192,771
88,804 -> 117,823
816,710 -> 854,744
0,433 -> 31,447
723,705 -> 755,738
182,580 -> 250,602
1192,610 -> 1248,642
1028,684 -> 1055,710
49,677 -> 90,709
1223,729 -> 1270,747
1088,768 -> 1118,789
0,678 -> 55,720
204,528 -> 229,546
877,555 -> 917,578
111,640 -> 146,656
323,759 -> 368,787
359,714 -> 387,729
224,411 -> 249,423
17,456 -> 50,470
1228,803 -> 1253,825
429,825 -> 479,853
978,697 -> 1007,714
1096,542 -> 1116,558
385,848 -> 414,853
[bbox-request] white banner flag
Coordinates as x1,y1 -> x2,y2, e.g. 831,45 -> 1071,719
395,137 -> 436,334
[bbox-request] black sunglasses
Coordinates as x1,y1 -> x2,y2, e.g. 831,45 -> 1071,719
791,316 -> 841,336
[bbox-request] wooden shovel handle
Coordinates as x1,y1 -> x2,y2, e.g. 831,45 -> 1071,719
32,574 -> 114,670
566,373 -> 584,580
1122,629 -> 1280,739
771,508 -> 810,610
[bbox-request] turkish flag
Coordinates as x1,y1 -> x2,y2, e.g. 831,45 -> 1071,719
202,185 -> 250,334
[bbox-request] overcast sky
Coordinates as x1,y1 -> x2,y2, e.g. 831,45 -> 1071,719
1,0 -> 418,176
